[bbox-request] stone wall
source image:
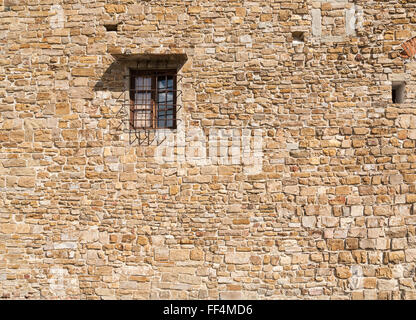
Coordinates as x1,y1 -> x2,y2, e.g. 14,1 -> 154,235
1,0 -> 416,299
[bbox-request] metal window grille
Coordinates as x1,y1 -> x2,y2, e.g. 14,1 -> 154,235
129,70 -> 178,130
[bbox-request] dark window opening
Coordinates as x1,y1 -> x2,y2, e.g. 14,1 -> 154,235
129,70 -> 177,129
392,82 -> 405,104
292,31 -> 305,44
104,24 -> 119,32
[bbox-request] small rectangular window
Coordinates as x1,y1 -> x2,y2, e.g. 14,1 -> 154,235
129,70 -> 177,129
392,82 -> 405,104
292,31 -> 305,44
104,24 -> 118,32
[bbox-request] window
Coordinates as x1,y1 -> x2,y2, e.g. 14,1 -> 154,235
392,81 -> 405,104
130,70 -> 177,129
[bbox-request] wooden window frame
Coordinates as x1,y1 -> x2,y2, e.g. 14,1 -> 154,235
129,69 -> 178,130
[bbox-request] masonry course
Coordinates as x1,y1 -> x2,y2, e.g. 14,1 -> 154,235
0,0 -> 416,300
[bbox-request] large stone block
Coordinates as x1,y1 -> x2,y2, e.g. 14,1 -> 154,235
225,253 -> 250,264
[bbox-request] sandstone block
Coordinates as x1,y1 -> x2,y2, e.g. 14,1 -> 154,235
2,159 -> 26,167
104,4 -> 125,13
302,216 -> 316,228
389,251 -> 405,263
190,248 -> 204,261
405,249 -> 416,262
351,206 -> 363,216
137,236 -> 148,246
17,177 -> 35,188
336,267 -> 351,279
170,249 -> 190,261
219,292 -> 242,300
154,248 -> 169,261
225,253 -> 250,264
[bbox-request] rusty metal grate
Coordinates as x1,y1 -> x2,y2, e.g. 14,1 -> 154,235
113,71 -> 183,146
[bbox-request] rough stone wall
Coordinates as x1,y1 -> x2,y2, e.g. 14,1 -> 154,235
1,0 -> 416,300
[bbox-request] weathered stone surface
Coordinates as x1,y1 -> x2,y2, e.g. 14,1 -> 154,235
219,292 -> 242,300
170,249 -> 190,261
1,0 -> 416,301
225,253 -> 250,264
137,236 -> 148,246
336,267 -> 351,279
17,177 -> 35,188
190,249 -> 204,261
2,159 -> 26,168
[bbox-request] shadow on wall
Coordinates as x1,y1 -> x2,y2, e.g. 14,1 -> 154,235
93,61 -> 126,93
91,54 -> 188,144
93,53 -> 188,93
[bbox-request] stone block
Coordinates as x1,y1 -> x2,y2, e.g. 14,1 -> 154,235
225,253 -> 250,264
